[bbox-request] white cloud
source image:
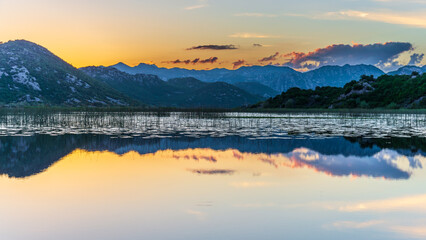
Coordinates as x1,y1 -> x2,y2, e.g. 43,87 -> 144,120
185,0 -> 208,10
374,0 -> 426,3
186,209 -> 206,220
234,13 -> 278,17
390,225 -> 426,239
323,10 -> 426,28
229,33 -> 280,39
329,220 -> 426,239
338,194 -> 426,212
331,220 -> 385,229
230,181 -> 275,188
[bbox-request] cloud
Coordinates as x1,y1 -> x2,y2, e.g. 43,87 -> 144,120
284,148 -> 421,179
259,52 -> 280,62
187,45 -> 238,50
163,59 -> 191,64
186,210 -> 206,220
185,0 -> 208,10
338,194 -> 426,212
229,33 -> 279,39
282,42 -> 414,71
329,219 -> 426,239
374,0 -> 426,3
332,220 -> 385,229
234,13 -> 278,17
232,59 -> 246,69
230,182 -> 275,188
163,57 -> 218,65
409,53 -> 425,65
189,169 -> 235,175
390,225 -> 426,239
323,10 -> 426,28
199,57 -> 218,64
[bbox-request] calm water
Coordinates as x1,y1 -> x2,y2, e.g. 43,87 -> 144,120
0,112 -> 426,240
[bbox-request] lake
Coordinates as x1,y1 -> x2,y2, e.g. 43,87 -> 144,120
0,111 -> 425,240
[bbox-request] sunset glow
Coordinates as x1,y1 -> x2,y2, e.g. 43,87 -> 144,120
1,0 -> 426,69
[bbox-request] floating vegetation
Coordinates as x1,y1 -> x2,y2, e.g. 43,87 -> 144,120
0,110 -> 424,138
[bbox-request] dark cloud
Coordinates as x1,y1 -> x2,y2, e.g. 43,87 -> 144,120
408,53 -> 424,65
259,52 -> 280,62
283,42 -> 414,71
162,59 -> 189,64
232,59 -> 246,69
163,57 -> 219,65
187,45 -> 238,50
189,169 -> 235,175
253,43 -> 263,47
199,57 -> 218,64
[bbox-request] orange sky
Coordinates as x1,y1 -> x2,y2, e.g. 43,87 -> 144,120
1,0 -> 425,69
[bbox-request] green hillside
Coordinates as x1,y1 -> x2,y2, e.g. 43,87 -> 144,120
255,73 -> 426,109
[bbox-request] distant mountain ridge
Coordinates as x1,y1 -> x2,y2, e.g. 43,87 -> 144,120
388,65 -> 426,75
111,62 -> 385,92
232,82 -> 278,98
81,66 -> 262,108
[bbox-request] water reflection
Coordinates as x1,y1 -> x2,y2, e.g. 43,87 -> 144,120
1,134 -> 426,240
0,135 -> 424,179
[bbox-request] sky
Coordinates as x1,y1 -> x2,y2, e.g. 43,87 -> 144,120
1,0 -> 426,71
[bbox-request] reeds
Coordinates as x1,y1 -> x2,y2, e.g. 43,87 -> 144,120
0,109 -> 424,138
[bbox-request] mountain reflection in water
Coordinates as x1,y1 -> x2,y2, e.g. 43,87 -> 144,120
1,134 -> 426,240
0,135 -> 424,179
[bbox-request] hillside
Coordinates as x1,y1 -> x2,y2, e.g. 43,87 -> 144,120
0,40 -> 137,106
81,66 -> 262,108
256,73 -> 426,109
112,62 -> 385,92
233,82 -> 278,98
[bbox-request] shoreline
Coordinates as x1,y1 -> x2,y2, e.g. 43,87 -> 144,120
0,106 -> 426,114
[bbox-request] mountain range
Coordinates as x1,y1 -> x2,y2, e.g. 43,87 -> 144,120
0,40 -> 264,108
112,62 -> 385,92
81,66 -> 262,108
0,40 -> 424,108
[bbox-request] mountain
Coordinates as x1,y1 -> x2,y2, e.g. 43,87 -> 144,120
388,65 -> 426,75
112,63 -> 385,92
233,82 -> 279,98
256,74 -> 426,109
0,40 -> 137,106
303,64 -> 385,88
81,66 -> 262,108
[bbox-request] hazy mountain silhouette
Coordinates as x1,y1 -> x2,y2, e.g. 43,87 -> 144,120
388,65 -> 426,75
111,63 -> 385,92
81,66 -> 262,108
